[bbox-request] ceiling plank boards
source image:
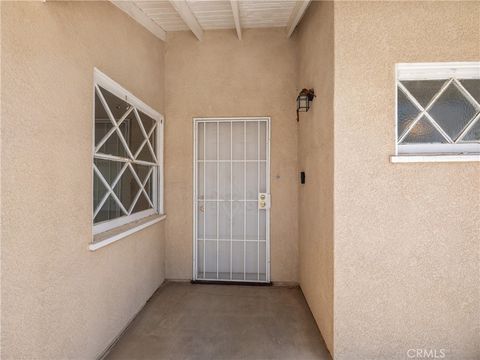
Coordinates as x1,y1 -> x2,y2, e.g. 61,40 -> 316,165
230,0 -> 242,40
286,0 -> 311,38
169,0 -> 204,40
110,1 -> 305,40
112,1 -> 167,41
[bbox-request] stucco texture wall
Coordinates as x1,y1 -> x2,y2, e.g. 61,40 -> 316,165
1,2 -> 166,358
164,29 -> 299,282
333,2 -> 480,359
293,1 -> 334,354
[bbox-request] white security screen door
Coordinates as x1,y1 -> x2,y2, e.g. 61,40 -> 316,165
193,118 -> 270,282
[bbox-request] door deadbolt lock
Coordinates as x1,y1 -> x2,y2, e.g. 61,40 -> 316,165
258,193 -> 270,209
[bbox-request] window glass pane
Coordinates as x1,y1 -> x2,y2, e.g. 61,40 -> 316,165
400,116 -> 447,144
461,119 -> 480,142
460,79 -> 480,104
113,166 -> 140,210
138,110 -> 156,134
144,172 -> 153,202
150,131 -> 156,155
94,195 -> 123,223
428,83 -> 477,139
131,163 -> 152,203
123,111 -> 144,156
397,89 -> 420,138
137,133 -> 156,163
93,173 -> 108,212
401,80 -> 445,108
94,158 -> 124,185
98,86 -> 131,122
94,92 -> 113,146
97,122 -> 129,157
132,193 -> 151,214
131,164 -> 150,183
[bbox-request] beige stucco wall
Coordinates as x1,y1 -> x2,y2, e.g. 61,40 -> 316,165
164,29 -> 299,282
1,2 -> 166,358
333,2 -> 480,359
294,1 -> 334,354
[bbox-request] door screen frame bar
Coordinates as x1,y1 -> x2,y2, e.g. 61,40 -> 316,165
192,117 -> 271,282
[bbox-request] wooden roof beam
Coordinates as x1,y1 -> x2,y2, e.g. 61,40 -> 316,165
286,0 -> 311,38
169,0 -> 204,41
230,0 -> 242,40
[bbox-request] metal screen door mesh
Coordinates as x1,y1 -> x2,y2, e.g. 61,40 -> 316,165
193,118 -> 270,282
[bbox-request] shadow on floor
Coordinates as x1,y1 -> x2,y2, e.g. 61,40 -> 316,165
106,282 -> 332,360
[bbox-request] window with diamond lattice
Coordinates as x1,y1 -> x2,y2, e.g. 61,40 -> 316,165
396,63 -> 480,155
93,70 -> 163,234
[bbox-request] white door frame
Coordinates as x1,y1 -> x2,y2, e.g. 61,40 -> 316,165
192,117 -> 271,282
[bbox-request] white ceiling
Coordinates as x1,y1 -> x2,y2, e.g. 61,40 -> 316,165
238,1 -> 297,29
112,0 -> 311,41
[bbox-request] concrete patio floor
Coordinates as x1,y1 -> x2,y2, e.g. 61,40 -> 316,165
106,282 -> 331,360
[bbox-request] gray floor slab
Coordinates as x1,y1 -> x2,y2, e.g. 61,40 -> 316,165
106,282 -> 332,360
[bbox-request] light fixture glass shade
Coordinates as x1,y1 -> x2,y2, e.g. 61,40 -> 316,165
297,95 -> 310,112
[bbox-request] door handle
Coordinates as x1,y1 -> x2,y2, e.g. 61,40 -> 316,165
258,193 -> 270,209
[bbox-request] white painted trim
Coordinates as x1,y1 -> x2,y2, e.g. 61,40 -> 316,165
397,62 -> 480,80
391,154 -> 480,163
286,0 -> 312,38
266,116 -> 271,283
192,120 -> 197,280
94,209 -> 157,235
111,1 -> 166,41
193,117 -> 269,122
94,68 -> 163,123
398,143 -> 480,154
169,0 -> 204,41
158,117 -> 165,215
90,214 -> 167,251
230,0 -> 242,40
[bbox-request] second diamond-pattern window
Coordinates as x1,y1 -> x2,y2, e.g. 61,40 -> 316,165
93,81 -> 160,228
396,63 -> 480,154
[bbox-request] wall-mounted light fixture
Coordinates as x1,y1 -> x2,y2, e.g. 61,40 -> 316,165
296,88 -> 316,121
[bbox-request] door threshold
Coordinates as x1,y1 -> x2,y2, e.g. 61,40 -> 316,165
191,280 -> 272,286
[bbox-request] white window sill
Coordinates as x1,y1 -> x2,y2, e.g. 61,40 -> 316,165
89,214 -> 167,251
391,154 -> 480,163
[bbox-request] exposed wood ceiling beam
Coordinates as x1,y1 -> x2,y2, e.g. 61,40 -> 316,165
169,0 -> 204,41
111,1 -> 166,41
230,0 -> 242,40
286,0 -> 311,38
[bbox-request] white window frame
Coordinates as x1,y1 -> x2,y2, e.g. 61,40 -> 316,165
394,62 -> 480,161
92,68 -> 164,235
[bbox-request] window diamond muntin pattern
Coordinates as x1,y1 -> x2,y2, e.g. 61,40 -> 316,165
93,84 -> 159,224
428,83 -> 477,139
461,117 -> 480,142
99,86 -> 131,122
397,77 -> 480,145
459,79 -> 480,104
401,80 -> 446,108
401,116 -> 448,144
397,89 -> 421,136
